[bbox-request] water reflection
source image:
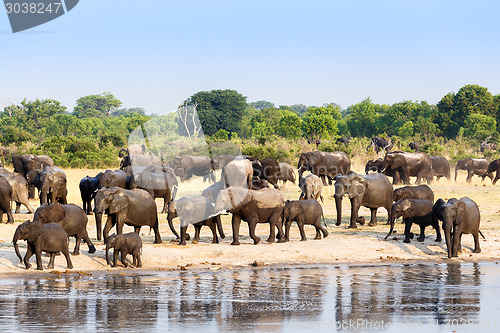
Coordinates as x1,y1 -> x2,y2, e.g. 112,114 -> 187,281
0,263 -> 497,332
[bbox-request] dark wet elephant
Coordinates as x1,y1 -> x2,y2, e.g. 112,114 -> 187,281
381,151 -> 433,185
79,175 -> 100,215
215,187 -> 285,245
0,177 -> 14,223
433,197 -> 483,258
367,137 -> 393,153
454,158 -> 492,183
12,154 -> 54,178
39,166 -> 67,205
334,173 -> 393,228
393,184 -> 434,202
431,156 -> 451,181
13,221 -> 73,270
297,151 -> 350,185
0,173 -> 35,213
106,232 -> 142,268
250,158 -> 281,188
385,198 -> 441,243
173,155 -> 214,182
94,187 -> 161,243
482,159 -> 500,184
283,199 -> 328,241
34,203 -> 96,255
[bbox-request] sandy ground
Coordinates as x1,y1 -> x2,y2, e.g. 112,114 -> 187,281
2,166 -> 500,276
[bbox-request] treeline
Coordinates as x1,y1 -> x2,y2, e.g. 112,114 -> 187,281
1,85 -> 499,168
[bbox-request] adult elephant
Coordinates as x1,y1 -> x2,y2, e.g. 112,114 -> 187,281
433,197 -> 483,258
277,162 -> 296,185
454,158 -> 492,183
34,203 -> 96,255
120,153 -> 162,170
251,158 -> 281,188
118,144 -> 146,157
79,175 -> 100,214
334,173 -> 393,228
365,158 -> 401,184
173,155 -> 214,182
128,165 -> 178,213
367,137 -> 393,154
39,166 -> 67,205
12,154 -> 54,178
297,151 -> 350,185
215,187 -> 285,245
482,159 -> 500,185
0,177 -> 14,223
98,169 -> 127,189
0,173 -> 35,214
211,155 -> 238,170
380,151 -> 433,185
221,159 -> 253,188
94,187 -> 161,243
431,156 -> 451,181
409,142 -> 420,152
201,181 -> 225,203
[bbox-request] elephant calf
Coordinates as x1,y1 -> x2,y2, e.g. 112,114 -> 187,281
385,199 -> 441,243
283,200 -> 328,241
299,174 -> 324,202
106,233 -> 142,268
393,185 -> 434,202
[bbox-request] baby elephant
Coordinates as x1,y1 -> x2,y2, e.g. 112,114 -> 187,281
385,198 -> 441,243
283,199 -> 328,241
106,233 -> 142,268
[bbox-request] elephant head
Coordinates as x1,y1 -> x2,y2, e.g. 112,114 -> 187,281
26,169 -> 43,199
433,198 -> 464,258
384,199 -> 414,239
13,220 -> 44,262
105,233 -> 123,266
454,158 -> 473,182
39,167 -> 66,204
297,152 -> 323,178
334,173 -> 367,226
365,158 -> 383,174
381,153 -> 409,184
94,187 -> 129,241
215,187 -> 252,213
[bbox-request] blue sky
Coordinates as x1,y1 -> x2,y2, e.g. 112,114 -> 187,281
1,0 -> 499,114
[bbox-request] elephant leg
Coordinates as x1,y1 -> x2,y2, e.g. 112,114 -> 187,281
433,220 -> 442,242
473,232 -> 481,253
208,222 -> 218,244
249,222 -> 261,245
266,221 -> 276,243
47,253 -> 56,269
35,247 -> 43,270
24,245 -> 33,269
231,214 -> 242,246
297,218 -> 307,241
103,214 -> 114,243
116,215 -> 124,235
493,172 -> 500,185
192,224 -> 202,244
348,199 -> 360,229
82,230 -> 96,253
466,171 -> 473,183
134,226 -> 141,235
152,218 -> 162,244
15,202 -> 20,214
112,250 -> 119,267
136,252 -> 142,268
121,251 -> 128,268
319,223 -> 329,238
417,225 -> 426,242
285,221 -> 292,242
179,226 -> 188,245
403,218 -> 413,243
368,208 -> 378,227
62,247 -> 73,269
161,198 -> 168,214
73,235 -> 81,255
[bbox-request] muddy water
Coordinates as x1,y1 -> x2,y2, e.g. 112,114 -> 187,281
0,263 -> 499,332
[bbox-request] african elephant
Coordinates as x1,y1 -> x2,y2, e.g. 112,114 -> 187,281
221,159 -> 253,188
251,178 -> 271,190
34,203 -> 96,255
455,158 -> 492,183
0,176 -> 14,223
393,184 -> 434,202
98,169 -> 127,189
12,154 -> 54,178
13,221 -> 73,270
283,199 -> 328,241
431,156 -> 451,181
167,196 -> 225,245
94,187 -> 161,243
39,166 -> 67,205
334,173 -> 393,228
118,144 -> 146,157
433,197 -> 483,258
297,151 -> 350,185
381,151 -> 433,185
211,155 -> 238,170
128,166 -> 178,213
365,158 -> 401,184
385,198 -> 441,243
26,168 -> 43,199
367,137 -> 393,153
79,175 -> 100,214
215,187 -> 285,245
173,155 -> 215,182
481,159 -> 500,185
201,181 -> 225,203
480,141 -> 496,152
119,153 -> 162,170
106,232 -> 142,268
336,137 -> 351,145
409,142 -> 420,152
299,174 -> 324,201
0,173 -> 35,213
251,158 -> 281,188
277,162 -> 296,184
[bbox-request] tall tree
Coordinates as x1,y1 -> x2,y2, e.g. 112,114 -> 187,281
73,92 -> 122,118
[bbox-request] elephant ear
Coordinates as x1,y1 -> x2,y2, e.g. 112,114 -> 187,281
109,193 -> 129,214
115,235 -> 124,249
400,199 -> 414,218
28,221 -> 45,242
432,198 -> 446,220
228,187 -> 252,212
464,158 -> 473,169
455,201 -> 467,226
348,176 -> 366,199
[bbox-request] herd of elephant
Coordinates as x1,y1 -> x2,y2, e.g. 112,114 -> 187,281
0,148 -> 493,271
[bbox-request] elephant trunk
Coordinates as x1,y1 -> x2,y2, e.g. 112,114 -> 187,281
335,195 -> 342,226
13,238 -> 22,263
443,220 -> 453,258
167,212 -> 180,239
384,209 -> 400,240
454,167 -> 459,182
40,191 -> 47,205
216,215 -> 225,239
95,212 -> 103,241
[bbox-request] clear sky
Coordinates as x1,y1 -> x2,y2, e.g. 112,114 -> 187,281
1,0 -> 499,114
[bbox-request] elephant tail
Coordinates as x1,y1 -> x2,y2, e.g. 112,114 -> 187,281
479,230 -> 486,239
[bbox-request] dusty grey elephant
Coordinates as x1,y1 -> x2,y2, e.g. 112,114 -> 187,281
167,196 -> 225,245
221,158 -> 253,188
13,221 -> 73,270
299,174 -> 324,201
381,152 -> 433,185
0,177 -> 14,223
393,184 -> 434,202
334,173 -> 393,228
173,155 -> 214,182
106,232 -> 142,268
431,156 -> 451,181
278,162 -> 296,184
34,203 -> 96,255
0,173 -> 35,213
481,159 -> 500,185
283,199 -> 328,241
202,181 -> 225,203
455,158 -> 492,183
94,187 -> 161,243
215,187 -> 285,245
385,198 -> 441,243
12,154 -> 54,178
211,155 -> 239,170
39,166 -> 67,205
433,197 -> 483,258
297,151 -> 350,185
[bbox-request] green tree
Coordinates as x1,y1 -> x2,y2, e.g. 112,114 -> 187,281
463,113 -> 497,140
73,92 -> 122,118
276,111 -> 302,139
248,100 -> 274,110
346,98 -> 381,137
